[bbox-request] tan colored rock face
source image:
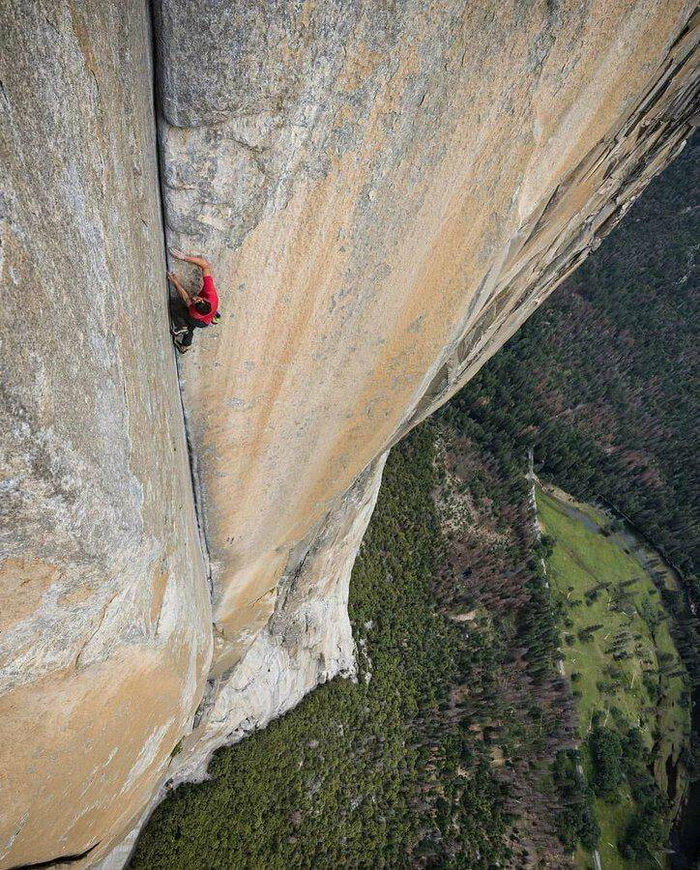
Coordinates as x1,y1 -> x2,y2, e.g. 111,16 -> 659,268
1,646 -> 190,865
158,0 -> 699,672
1,0 -> 698,866
0,2 -> 210,866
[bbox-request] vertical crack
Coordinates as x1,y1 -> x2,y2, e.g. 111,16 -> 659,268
146,0 -> 214,600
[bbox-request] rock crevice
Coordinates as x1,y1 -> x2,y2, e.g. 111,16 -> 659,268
0,1 -> 698,867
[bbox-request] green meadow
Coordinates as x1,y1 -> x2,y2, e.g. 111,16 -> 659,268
537,484 -> 690,870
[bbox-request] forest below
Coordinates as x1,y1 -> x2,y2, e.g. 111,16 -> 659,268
536,482 -> 690,869
130,138 -> 698,868
131,407 -> 580,869
448,135 -> 698,588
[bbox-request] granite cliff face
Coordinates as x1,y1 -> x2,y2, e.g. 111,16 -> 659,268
156,0 -> 699,675
1,1 -> 698,867
0,3 -> 211,866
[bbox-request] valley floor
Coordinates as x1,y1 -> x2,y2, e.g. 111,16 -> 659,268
129,427 -> 692,870
536,483 -> 690,870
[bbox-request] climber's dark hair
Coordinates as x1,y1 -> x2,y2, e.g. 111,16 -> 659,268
194,300 -> 212,315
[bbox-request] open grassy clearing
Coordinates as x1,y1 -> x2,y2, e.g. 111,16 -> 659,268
537,484 -> 690,869
574,790 -> 639,870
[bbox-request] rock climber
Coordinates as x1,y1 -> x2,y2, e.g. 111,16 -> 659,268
167,249 -> 221,353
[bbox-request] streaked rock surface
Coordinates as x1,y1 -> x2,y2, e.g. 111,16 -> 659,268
1,0 -> 698,866
0,2 -> 210,867
157,0 -> 699,676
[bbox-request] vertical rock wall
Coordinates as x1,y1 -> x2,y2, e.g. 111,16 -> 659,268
0,2 -> 211,866
155,0 -> 699,679
0,0 -> 698,866
167,454 -> 387,789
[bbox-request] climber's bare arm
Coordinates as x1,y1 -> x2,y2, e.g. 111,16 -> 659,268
170,248 -> 212,277
167,271 -> 192,305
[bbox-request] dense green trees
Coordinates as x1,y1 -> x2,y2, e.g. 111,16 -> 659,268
618,726 -> 670,863
551,750 -> 600,851
582,720 -> 671,863
130,427 -> 513,869
587,721 -> 625,799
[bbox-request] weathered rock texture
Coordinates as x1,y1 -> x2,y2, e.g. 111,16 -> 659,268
0,2 -> 210,867
1,0 -> 698,866
170,454 -> 386,784
157,0 -> 699,699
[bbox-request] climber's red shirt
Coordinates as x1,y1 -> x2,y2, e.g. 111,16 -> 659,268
188,275 -> 219,325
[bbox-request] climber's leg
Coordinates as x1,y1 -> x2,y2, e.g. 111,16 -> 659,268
175,329 -> 193,353
169,296 -> 196,354
169,295 -> 190,335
